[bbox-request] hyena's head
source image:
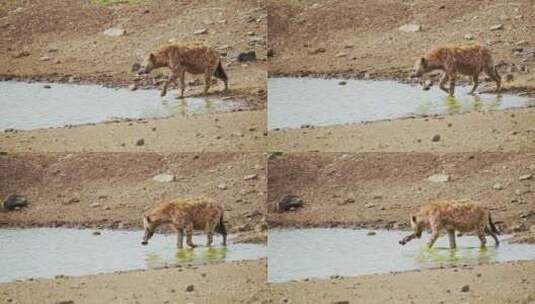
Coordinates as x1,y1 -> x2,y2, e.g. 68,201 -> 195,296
139,53 -> 157,74
411,57 -> 429,78
410,214 -> 426,238
141,214 -> 158,245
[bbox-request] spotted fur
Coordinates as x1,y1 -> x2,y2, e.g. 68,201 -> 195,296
412,45 -> 501,96
139,43 -> 228,97
399,199 -> 499,249
141,197 -> 227,249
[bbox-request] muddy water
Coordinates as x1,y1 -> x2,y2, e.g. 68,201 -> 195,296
267,228 -> 535,283
0,81 -> 239,130
0,228 -> 265,283
268,77 -> 534,129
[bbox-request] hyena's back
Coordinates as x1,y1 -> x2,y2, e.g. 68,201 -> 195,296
426,45 -> 495,75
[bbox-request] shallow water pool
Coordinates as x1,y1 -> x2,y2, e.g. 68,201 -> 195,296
267,228 -> 535,282
0,81 -> 238,130
0,228 -> 265,283
268,77 -> 534,129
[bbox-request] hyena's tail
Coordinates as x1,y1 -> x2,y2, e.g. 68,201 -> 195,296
214,61 -> 228,82
216,213 -> 227,245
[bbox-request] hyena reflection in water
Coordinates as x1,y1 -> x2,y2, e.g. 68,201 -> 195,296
399,200 -> 500,249
138,43 -> 228,97
411,45 -> 501,96
141,197 -> 227,249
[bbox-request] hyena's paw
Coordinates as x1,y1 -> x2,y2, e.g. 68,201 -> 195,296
160,89 -> 167,97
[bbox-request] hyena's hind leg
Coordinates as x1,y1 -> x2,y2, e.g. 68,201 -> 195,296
485,227 -> 500,247
447,229 -> 457,249
484,65 -> 501,93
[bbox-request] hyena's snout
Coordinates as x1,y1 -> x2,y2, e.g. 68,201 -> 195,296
141,229 -> 154,245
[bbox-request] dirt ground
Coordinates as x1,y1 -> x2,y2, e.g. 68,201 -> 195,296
0,152 -> 267,241
269,260 -> 535,304
1,259 -> 534,304
267,0 -> 535,152
269,0 -> 535,86
0,0 -> 266,150
0,110 -> 267,152
269,107 -> 535,152
1,0 -> 266,95
0,259 -> 270,304
268,153 -> 535,241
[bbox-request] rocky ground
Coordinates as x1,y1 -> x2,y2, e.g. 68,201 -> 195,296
269,260 -> 535,304
269,107 -> 535,152
0,110 -> 267,152
269,0 -> 535,86
268,153 -> 535,242
268,0 -> 535,152
0,259 -> 269,304
0,152 -> 267,241
0,0 -> 267,151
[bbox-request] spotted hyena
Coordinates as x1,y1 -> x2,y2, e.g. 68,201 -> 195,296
141,197 -> 227,249
138,43 -> 228,97
399,200 -> 500,249
411,45 -> 501,96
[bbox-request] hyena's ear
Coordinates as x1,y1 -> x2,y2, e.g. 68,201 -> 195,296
420,57 -> 427,67
411,215 -> 417,223
149,53 -> 155,62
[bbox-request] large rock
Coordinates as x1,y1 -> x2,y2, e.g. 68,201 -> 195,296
399,24 -> 422,33
2,194 -> 29,211
237,51 -> 256,62
427,174 -> 450,183
152,174 -> 175,183
103,27 -> 126,37
278,195 -> 303,212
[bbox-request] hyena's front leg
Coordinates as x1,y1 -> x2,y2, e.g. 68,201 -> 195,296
185,223 -> 196,248
438,73 -> 449,94
470,75 -> 479,94
448,74 -> 457,97
426,230 -> 440,249
447,229 -> 456,249
203,69 -> 212,95
176,228 -> 184,249
205,221 -> 215,247
161,74 -> 177,97
178,70 -> 186,98
477,228 -> 487,248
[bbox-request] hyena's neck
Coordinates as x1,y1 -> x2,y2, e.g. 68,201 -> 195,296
153,52 -> 170,69
426,51 -> 448,72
